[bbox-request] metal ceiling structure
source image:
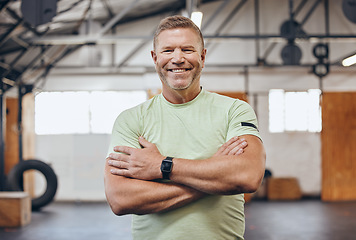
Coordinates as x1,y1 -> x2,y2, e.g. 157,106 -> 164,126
0,0 -> 214,91
0,0 -> 356,93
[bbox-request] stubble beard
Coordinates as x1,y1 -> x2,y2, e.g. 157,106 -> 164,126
157,66 -> 202,91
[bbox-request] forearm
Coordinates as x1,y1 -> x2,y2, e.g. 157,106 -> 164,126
170,135 -> 266,195
107,135 -> 263,198
170,156 -> 262,195
104,164 -> 205,216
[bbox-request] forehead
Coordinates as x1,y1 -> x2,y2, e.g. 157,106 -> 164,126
156,28 -> 202,49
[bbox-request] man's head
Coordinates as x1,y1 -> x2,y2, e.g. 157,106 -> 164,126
153,15 -> 204,52
151,15 -> 207,102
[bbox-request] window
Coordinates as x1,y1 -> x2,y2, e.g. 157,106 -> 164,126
269,89 -> 321,133
35,91 -> 147,135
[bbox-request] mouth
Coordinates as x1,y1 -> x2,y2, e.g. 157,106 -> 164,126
168,68 -> 192,73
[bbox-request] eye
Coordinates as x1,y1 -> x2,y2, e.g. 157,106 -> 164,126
162,49 -> 173,53
183,49 -> 194,53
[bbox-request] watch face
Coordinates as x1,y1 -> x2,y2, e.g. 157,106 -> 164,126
161,160 -> 173,172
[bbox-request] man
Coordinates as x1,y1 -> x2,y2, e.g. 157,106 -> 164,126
104,15 -> 266,240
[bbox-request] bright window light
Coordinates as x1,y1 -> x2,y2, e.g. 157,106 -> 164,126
285,92 -> 309,131
35,92 -> 90,134
89,91 -> 147,134
35,91 -> 147,135
269,89 -> 285,133
269,89 -> 321,133
307,89 -> 322,132
191,11 -> 203,29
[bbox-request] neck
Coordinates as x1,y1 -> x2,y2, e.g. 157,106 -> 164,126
162,85 -> 201,104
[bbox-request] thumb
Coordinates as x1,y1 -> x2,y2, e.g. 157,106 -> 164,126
138,136 -> 153,148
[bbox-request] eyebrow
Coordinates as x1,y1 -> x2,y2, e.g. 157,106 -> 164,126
161,45 -> 197,50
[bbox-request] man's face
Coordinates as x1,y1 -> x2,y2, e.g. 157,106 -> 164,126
151,28 -> 206,92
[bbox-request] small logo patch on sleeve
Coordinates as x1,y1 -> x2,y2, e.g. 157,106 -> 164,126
241,122 -> 259,131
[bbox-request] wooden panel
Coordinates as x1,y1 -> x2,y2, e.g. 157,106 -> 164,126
267,177 -> 302,201
215,91 -> 248,102
147,89 -> 162,99
5,95 -> 35,197
22,94 -> 36,196
0,192 -> 31,227
5,98 -> 19,175
321,92 -> 356,201
22,94 -> 35,160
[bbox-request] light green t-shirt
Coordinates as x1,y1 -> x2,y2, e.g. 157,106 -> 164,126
107,89 -> 260,240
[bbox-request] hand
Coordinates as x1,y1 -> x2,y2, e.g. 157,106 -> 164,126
107,136 -> 164,180
213,136 -> 247,157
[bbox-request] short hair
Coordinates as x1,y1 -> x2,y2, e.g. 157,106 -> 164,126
153,15 -> 204,51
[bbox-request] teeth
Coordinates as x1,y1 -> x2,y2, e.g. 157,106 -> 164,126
172,69 -> 185,73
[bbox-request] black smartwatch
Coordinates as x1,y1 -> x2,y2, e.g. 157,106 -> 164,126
161,156 -> 173,180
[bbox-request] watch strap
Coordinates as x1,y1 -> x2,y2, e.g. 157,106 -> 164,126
161,156 -> 173,180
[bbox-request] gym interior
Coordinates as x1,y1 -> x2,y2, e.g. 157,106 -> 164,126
1,0 -> 356,239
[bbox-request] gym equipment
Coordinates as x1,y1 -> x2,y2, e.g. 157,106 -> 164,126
6,159 -> 57,210
21,0 -> 58,27
0,84 -> 58,210
0,192 -> 31,227
342,0 -> 356,24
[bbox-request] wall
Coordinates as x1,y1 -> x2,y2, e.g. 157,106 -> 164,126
33,0 -> 356,201
36,134 -> 110,201
34,67 -> 356,201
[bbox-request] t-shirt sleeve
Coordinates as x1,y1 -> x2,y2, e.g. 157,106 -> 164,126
106,108 -> 141,157
226,100 -> 262,141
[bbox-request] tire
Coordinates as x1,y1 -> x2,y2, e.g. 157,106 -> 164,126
7,159 -> 58,211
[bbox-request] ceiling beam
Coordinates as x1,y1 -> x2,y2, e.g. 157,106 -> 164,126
213,0 -> 248,36
201,0 -> 230,32
27,33 -> 356,45
58,0 -> 87,15
97,0 -> 141,37
300,0 -> 322,26
0,0 -> 10,11
100,0 -> 115,18
0,18 -> 22,48
0,48 -> 27,80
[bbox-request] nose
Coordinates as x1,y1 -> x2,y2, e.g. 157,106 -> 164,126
171,49 -> 184,64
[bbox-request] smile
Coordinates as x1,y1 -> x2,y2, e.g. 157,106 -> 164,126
169,68 -> 191,73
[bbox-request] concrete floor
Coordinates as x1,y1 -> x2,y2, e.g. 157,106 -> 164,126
244,200 -> 356,240
1,200 -> 356,240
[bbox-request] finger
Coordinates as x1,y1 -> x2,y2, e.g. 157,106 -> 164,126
138,136 -> 154,148
214,137 -> 239,157
216,137 -> 239,155
108,153 -> 130,163
107,153 -> 119,160
110,168 -> 130,177
228,146 -> 244,155
227,140 -> 248,155
221,137 -> 243,155
225,136 -> 240,146
113,145 -> 133,154
108,160 -> 129,169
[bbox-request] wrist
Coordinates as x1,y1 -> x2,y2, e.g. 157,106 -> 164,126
160,156 -> 174,180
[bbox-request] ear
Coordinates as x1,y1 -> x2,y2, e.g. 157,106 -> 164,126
151,50 -> 157,64
201,48 -> 207,68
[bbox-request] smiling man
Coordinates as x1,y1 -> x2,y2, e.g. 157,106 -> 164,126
152,25 -> 205,99
104,15 -> 266,240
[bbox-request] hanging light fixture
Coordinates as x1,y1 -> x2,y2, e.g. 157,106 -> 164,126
186,0 -> 203,29
342,54 -> 356,67
191,11 -> 203,29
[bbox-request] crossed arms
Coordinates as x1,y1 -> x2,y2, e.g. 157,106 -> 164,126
104,135 -> 266,216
